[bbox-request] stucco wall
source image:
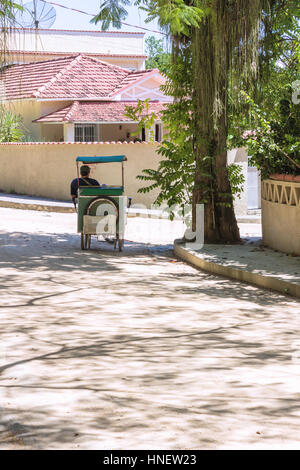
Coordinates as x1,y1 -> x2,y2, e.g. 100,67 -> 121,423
3,100 -> 73,141
3,100 -> 42,141
100,123 -> 140,142
0,142 -> 161,207
262,179 -> 300,255
227,148 -> 248,216
40,101 -> 72,117
41,124 -> 64,142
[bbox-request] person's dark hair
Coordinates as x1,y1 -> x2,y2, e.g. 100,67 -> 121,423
80,165 -> 90,177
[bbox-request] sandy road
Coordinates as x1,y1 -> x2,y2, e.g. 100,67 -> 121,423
0,208 -> 299,449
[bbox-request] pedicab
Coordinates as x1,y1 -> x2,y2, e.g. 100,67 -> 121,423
75,155 -> 127,251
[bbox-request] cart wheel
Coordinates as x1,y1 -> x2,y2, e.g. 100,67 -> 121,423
81,233 -> 85,250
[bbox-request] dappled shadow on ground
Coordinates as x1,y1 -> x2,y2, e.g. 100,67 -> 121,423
0,230 -> 296,308
0,228 -> 299,449
194,236 -> 300,284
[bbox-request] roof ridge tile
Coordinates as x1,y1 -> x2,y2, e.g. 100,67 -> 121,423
82,55 -> 131,74
6,55 -> 80,69
64,101 -> 79,121
34,55 -> 83,98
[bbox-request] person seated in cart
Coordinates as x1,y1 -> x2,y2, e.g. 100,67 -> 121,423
70,165 -> 100,202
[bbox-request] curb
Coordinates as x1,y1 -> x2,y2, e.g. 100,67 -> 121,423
174,240 -> 300,299
0,200 -> 179,219
236,217 -> 261,224
0,200 -> 75,213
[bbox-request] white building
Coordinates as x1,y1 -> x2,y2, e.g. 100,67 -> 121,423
6,27 -> 147,70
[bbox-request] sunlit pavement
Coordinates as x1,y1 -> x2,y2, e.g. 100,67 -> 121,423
0,208 -> 299,450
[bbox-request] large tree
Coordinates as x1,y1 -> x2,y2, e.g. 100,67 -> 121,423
93,1 -> 298,242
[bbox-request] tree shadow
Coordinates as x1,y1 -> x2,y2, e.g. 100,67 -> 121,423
0,229 -> 299,449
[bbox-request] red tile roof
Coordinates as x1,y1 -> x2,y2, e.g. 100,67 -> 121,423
1,56 -> 76,100
34,101 -> 166,123
1,55 -> 157,100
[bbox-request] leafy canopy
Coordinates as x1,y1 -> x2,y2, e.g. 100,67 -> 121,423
145,36 -> 171,74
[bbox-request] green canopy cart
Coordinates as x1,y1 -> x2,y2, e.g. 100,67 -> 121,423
76,155 -> 127,251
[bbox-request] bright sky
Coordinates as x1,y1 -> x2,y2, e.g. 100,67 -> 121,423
35,0 -> 163,39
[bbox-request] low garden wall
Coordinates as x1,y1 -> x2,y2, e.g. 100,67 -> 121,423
0,142 -> 161,208
262,178 -> 300,255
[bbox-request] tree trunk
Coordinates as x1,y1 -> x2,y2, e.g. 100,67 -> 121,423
192,11 -> 240,243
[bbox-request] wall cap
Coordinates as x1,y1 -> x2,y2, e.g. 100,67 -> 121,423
0,141 -> 159,146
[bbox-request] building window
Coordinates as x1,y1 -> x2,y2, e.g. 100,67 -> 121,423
75,124 -> 96,142
141,127 -> 146,142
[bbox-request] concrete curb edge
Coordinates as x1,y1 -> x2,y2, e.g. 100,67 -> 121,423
0,200 -> 75,213
174,240 -> 300,299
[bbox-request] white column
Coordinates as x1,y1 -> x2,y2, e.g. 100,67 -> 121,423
145,125 -> 155,142
63,123 -> 75,142
97,124 -> 102,142
138,59 -> 145,71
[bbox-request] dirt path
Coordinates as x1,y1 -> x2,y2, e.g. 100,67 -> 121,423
0,208 -> 299,449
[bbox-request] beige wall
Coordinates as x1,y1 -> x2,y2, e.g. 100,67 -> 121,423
3,99 -> 42,141
0,142 -> 161,207
40,101 -> 71,117
41,124 -> 64,142
3,100 -> 73,141
100,123 -> 140,142
262,179 -> 300,255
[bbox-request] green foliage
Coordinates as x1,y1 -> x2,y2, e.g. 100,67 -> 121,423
142,45 -> 195,208
1,1 -> 23,65
0,108 -> 25,142
140,0 -> 206,36
0,0 -> 23,19
137,139 -> 195,208
125,44 -> 195,211
229,2 -> 300,179
92,0 -> 206,36
227,164 -> 245,199
229,91 -> 300,179
92,0 -> 298,240
145,36 -> 171,74
127,47 -> 245,210
90,0 -> 131,30
125,98 -> 159,142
